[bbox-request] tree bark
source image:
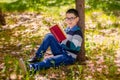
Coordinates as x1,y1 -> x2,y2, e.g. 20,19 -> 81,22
0,8 -> 6,25
75,0 -> 86,63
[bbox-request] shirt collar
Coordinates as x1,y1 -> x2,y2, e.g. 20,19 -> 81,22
66,25 -> 80,31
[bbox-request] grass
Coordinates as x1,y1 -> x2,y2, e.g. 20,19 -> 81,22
0,3 -> 120,80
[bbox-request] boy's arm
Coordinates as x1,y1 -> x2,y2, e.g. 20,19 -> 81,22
61,34 -> 82,53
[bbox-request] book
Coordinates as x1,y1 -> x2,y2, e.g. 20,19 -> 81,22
49,24 -> 66,42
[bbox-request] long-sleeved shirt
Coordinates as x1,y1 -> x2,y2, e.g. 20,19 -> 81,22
61,25 -> 83,58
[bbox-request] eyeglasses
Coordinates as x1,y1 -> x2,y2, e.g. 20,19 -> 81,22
65,17 -> 77,21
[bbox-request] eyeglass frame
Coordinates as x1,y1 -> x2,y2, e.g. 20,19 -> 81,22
64,16 -> 77,21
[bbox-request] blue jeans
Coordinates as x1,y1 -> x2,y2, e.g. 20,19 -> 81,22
29,33 -> 75,71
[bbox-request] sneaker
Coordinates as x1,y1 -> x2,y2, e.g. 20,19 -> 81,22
18,58 -> 27,75
27,57 -> 41,63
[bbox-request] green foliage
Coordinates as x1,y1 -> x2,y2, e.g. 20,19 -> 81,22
0,0 -> 17,3
0,0 -> 75,12
86,0 -> 120,15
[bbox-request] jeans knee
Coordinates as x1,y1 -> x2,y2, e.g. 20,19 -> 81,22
45,33 -> 54,39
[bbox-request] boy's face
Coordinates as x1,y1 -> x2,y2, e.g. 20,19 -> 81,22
65,13 -> 79,28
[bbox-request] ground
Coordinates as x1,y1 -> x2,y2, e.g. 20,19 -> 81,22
0,11 -> 120,80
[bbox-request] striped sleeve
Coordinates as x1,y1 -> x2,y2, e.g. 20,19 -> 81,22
61,34 -> 82,53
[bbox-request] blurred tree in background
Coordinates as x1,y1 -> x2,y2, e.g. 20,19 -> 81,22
0,8 -> 6,25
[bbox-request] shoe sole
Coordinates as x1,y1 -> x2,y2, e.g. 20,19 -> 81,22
18,58 -> 27,75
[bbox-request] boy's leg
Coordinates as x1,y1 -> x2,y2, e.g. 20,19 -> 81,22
28,33 -> 63,62
29,54 -> 75,71
36,33 -> 63,57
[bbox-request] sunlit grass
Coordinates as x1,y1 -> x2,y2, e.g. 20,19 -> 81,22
85,9 -> 119,29
0,0 -> 17,3
0,5 -> 120,80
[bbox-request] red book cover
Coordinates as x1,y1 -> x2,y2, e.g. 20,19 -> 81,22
49,25 -> 66,42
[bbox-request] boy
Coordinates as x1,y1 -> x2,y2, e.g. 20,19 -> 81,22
19,9 -> 83,74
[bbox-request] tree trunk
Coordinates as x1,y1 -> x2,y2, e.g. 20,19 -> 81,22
75,0 -> 86,63
0,8 -> 6,25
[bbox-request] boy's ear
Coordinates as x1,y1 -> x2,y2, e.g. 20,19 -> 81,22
77,17 -> 80,22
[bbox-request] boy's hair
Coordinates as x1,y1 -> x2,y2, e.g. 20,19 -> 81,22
66,9 -> 79,17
